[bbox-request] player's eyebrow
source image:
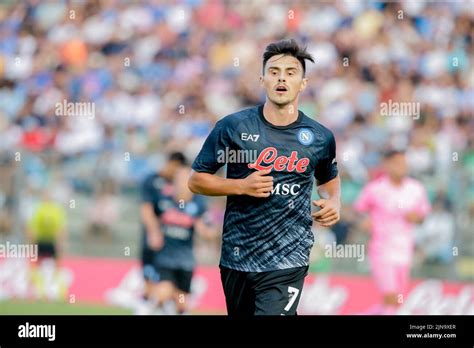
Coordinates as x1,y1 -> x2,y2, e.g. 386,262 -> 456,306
267,66 -> 300,71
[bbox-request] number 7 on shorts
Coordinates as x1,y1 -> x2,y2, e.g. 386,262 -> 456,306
284,286 -> 300,312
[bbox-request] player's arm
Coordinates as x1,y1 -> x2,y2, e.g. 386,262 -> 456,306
312,131 -> 341,227
188,169 -> 273,197
312,175 -> 341,227
188,171 -> 242,196
189,118 -> 273,197
352,183 -> 374,233
57,227 -> 67,259
140,175 -> 165,250
405,211 -> 424,224
141,202 -> 164,250
56,207 -> 67,258
194,217 -> 219,240
405,184 -> 432,224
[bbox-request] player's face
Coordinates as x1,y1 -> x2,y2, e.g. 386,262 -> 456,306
385,153 -> 408,180
161,160 -> 181,180
260,54 -> 307,107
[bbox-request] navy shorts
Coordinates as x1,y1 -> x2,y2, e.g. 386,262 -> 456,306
220,265 -> 308,316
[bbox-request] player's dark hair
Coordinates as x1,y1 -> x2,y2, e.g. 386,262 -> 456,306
383,149 -> 406,159
168,151 -> 187,165
262,39 -> 315,77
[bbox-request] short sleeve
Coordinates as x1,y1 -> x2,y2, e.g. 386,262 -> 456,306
314,131 -> 338,185
192,119 -> 231,174
141,175 -> 157,204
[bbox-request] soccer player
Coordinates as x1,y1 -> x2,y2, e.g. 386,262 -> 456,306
27,190 -> 68,300
27,191 -> 67,262
354,150 -> 431,314
149,166 -> 215,314
188,39 -> 341,315
140,152 -> 187,303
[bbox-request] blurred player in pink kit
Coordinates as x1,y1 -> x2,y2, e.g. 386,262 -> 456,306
354,150 -> 431,314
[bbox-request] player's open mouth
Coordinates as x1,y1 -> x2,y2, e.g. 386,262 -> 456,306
275,85 -> 288,93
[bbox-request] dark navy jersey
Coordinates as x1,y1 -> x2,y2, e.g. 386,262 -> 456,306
192,104 -> 338,272
141,173 -> 173,214
140,172 -> 207,270
153,194 -> 207,271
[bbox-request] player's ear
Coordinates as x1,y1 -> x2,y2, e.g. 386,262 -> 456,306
259,75 -> 265,87
299,77 -> 308,92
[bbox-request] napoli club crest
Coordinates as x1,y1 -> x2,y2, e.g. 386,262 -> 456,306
297,128 -> 314,146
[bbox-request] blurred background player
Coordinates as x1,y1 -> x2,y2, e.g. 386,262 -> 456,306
144,166 -> 215,314
27,190 -> 67,262
354,150 -> 431,314
27,190 -> 68,300
139,152 -> 186,306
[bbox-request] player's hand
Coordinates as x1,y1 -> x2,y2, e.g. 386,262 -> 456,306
405,211 -> 423,224
360,217 -> 371,231
148,229 -> 164,250
312,199 -> 340,227
240,168 -> 274,198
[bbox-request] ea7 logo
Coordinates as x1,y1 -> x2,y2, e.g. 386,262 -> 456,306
241,133 -> 260,142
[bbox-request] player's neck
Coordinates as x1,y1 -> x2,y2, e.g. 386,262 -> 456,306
263,101 -> 299,126
388,175 -> 404,186
159,169 -> 173,182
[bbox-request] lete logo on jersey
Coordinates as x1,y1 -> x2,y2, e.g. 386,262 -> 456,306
248,147 -> 310,173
